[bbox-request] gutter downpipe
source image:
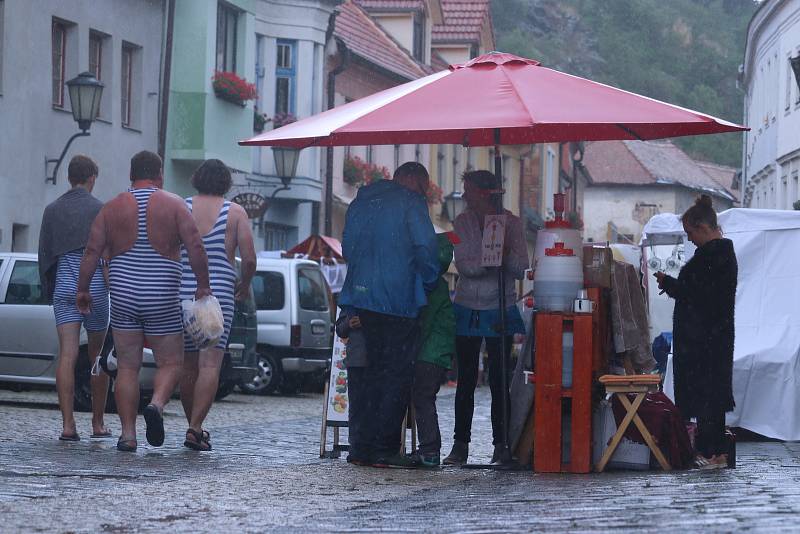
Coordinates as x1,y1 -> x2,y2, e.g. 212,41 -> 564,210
325,37 -> 349,236
158,0 -> 175,161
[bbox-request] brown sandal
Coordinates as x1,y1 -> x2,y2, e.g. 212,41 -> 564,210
183,429 -> 211,451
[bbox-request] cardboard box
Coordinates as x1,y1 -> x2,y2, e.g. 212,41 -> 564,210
592,400 -> 650,470
583,245 -> 613,288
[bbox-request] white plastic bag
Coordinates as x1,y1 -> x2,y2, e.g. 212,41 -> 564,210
182,295 -> 224,350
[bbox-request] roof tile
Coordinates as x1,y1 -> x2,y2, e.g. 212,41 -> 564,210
335,1 -> 428,80
432,0 -> 492,44
584,140 -> 734,200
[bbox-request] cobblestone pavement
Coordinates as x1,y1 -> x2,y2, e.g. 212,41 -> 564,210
1,385 -> 799,533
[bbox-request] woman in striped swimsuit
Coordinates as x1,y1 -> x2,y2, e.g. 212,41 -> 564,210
179,159 -> 256,451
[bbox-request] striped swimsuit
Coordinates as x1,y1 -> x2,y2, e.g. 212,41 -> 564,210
180,198 -> 236,351
108,187 -> 184,335
52,248 -> 109,331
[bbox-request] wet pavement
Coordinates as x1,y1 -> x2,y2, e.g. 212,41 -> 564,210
1,386 -> 799,533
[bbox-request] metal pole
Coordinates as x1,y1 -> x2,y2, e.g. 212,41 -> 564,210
493,128 -> 512,464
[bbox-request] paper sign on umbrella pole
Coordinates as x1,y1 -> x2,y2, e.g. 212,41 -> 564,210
481,214 -> 507,267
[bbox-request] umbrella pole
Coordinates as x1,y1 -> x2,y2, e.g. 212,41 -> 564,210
494,129 -> 513,465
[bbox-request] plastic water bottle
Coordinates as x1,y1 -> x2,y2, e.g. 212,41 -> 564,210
562,331 -> 574,387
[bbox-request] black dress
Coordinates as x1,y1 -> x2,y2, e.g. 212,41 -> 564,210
662,238 -> 737,419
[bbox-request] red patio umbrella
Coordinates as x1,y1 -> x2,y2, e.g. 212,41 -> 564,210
240,52 -> 747,467
240,52 -> 746,149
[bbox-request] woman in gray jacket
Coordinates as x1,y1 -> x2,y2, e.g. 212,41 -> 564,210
443,171 -> 529,465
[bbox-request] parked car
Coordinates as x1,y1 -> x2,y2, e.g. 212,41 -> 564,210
241,257 -> 333,395
0,253 -> 257,408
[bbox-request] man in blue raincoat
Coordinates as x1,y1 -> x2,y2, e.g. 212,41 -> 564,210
340,161 -> 439,468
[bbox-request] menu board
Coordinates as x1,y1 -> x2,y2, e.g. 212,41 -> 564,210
325,317 -> 349,425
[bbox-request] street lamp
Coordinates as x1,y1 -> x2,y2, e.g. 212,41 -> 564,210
272,147 -> 301,188
444,190 -> 466,222
45,72 -> 105,184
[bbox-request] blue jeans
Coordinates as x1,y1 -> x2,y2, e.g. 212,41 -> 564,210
358,310 -> 419,459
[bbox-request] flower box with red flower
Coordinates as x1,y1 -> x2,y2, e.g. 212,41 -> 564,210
212,71 -> 257,107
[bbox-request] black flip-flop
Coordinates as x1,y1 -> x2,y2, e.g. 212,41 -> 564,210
143,404 -> 165,447
183,429 -> 211,451
59,433 -> 80,442
116,438 -> 137,452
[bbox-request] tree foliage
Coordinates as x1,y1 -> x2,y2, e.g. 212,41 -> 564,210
492,0 -> 758,166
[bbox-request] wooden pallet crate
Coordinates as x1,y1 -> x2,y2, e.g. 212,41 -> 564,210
532,312 -> 593,473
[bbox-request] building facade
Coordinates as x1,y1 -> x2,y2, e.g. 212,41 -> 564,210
582,140 -> 736,244
741,0 -> 800,209
0,0 -> 164,252
163,0 -> 337,251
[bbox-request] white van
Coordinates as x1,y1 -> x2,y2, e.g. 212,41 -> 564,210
241,257 -> 333,395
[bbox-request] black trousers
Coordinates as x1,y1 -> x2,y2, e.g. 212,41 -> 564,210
453,336 -> 512,446
413,361 -> 447,456
346,365 -> 370,461
358,310 -> 419,458
696,410 -> 727,458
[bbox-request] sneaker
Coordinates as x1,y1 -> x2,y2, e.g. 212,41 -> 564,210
372,453 -> 418,469
443,440 -> 468,465
411,453 -> 440,468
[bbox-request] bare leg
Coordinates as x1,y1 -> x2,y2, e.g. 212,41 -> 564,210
189,348 -> 224,434
87,329 -> 110,434
180,351 -> 200,424
147,333 -> 184,411
112,329 -> 144,442
55,323 -> 81,437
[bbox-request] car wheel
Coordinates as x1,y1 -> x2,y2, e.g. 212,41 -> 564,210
240,352 -> 282,395
215,380 -> 237,400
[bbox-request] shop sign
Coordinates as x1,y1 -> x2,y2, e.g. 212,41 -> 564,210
231,192 -> 268,219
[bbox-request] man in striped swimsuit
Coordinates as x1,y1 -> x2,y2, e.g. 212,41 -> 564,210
77,151 -> 211,452
38,155 -> 111,441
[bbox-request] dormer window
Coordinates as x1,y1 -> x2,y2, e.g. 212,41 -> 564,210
413,12 -> 424,61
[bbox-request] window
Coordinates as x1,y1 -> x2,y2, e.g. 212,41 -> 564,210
437,146 -> 445,186
793,172 -> 799,207
216,2 -> 238,72
452,146 -> 461,190
121,44 -> 133,126
787,55 -> 793,112
275,40 -> 296,115
89,32 -> 103,81
52,20 -> 67,107
251,271 -> 285,310
412,13 -> 424,61
263,223 -> 290,251
795,50 -> 800,105
11,224 -> 28,252
5,261 -> 47,305
0,0 -> 5,93
394,145 -> 400,170
298,269 -> 329,312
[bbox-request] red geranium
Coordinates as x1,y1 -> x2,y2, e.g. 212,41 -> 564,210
212,71 -> 257,104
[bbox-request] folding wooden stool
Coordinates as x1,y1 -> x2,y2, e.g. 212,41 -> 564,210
595,374 -> 671,472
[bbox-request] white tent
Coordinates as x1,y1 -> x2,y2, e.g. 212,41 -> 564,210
643,208 -> 800,440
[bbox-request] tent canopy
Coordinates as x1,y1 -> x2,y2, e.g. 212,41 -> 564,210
649,209 -> 800,440
284,235 -> 344,263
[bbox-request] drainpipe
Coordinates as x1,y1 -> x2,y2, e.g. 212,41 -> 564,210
158,0 -> 175,161
324,38 -> 349,236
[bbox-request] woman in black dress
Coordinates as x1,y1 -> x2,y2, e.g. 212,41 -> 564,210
655,195 -> 737,470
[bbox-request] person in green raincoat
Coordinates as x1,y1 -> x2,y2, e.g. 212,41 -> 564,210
412,232 -> 458,467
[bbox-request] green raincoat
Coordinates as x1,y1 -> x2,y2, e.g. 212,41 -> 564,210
417,234 -> 456,369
